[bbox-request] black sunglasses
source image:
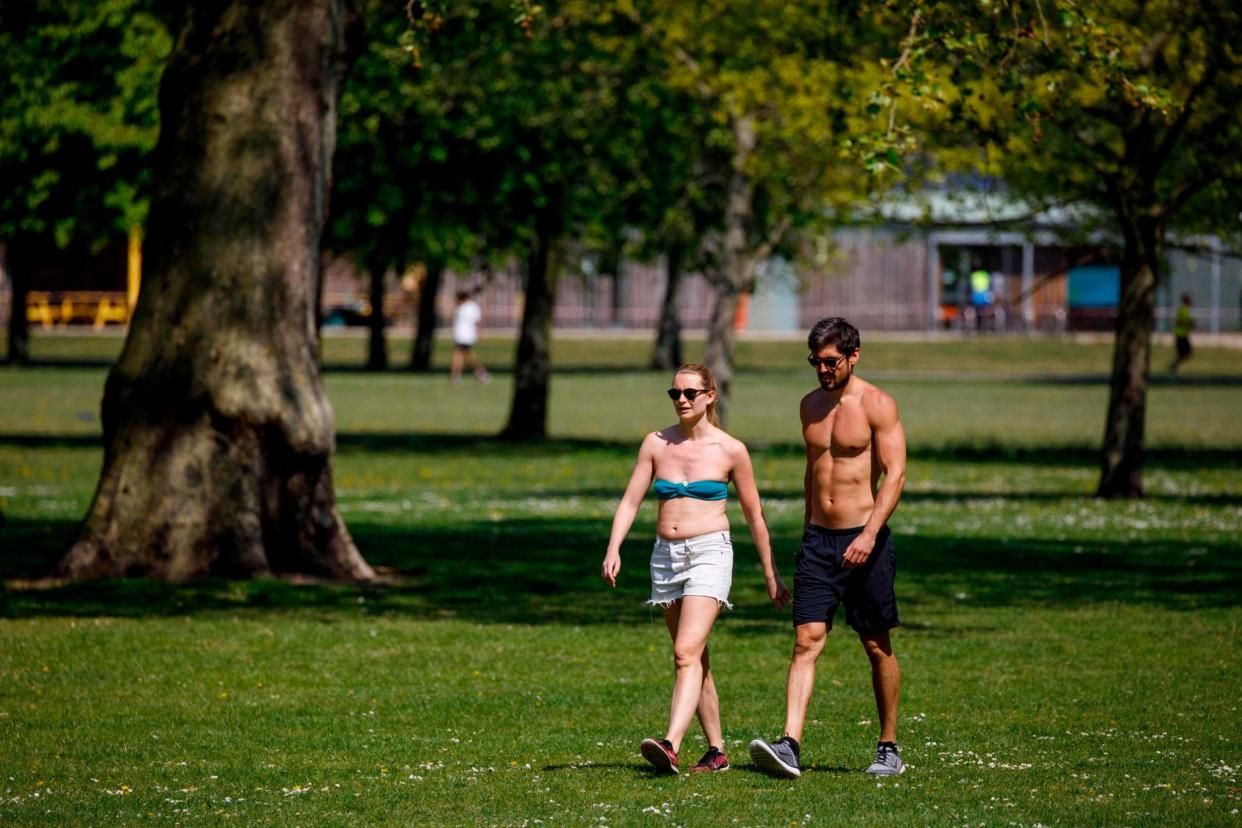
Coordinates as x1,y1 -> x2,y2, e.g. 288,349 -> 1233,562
807,354 -> 848,370
667,387 -> 709,401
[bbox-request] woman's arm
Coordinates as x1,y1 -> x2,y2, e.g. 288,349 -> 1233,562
601,435 -> 657,587
730,440 -> 790,609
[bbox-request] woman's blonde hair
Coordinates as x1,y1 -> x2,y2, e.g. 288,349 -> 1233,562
675,363 -> 719,427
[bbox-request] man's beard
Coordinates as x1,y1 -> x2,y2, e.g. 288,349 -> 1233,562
819,366 -> 851,391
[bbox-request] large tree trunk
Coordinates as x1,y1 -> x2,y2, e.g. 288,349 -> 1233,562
5,239 -> 31,365
59,0 -> 373,582
365,254 -> 388,371
501,221 -> 556,440
1097,211 -> 1164,499
650,244 -> 684,371
410,257 -> 442,372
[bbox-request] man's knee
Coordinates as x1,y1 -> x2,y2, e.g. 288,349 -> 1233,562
793,625 -> 828,662
859,632 -> 894,663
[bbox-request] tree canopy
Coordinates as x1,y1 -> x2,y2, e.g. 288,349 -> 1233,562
898,0 -> 1242,496
0,0 -> 171,247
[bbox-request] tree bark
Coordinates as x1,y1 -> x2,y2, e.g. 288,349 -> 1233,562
59,0 -> 373,582
1097,210 -> 1163,499
703,281 -> 742,426
410,257 -> 442,371
501,220 -> 556,440
365,254 -> 388,371
5,241 -> 30,365
702,113 -> 758,428
600,239 -> 624,327
650,244 -> 684,371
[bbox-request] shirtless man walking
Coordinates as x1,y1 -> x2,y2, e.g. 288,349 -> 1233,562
749,317 -> 908,778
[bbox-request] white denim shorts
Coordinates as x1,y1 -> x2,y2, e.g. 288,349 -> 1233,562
649,530 -> 734,610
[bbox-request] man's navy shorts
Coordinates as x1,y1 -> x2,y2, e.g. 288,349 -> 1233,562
792,524 -> 900,633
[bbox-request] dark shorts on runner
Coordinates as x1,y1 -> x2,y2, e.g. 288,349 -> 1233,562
1176,336 -> 1192,359
792,524 -> 900,634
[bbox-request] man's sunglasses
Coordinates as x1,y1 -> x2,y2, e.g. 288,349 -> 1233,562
667,388 -> 709,401
807,354 -> 848,370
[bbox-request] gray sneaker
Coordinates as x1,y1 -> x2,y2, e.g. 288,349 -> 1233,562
749,736 -> 801,779
865,742 -> 905,775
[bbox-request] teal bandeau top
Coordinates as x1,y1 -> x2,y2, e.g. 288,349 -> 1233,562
653,479 -> 729,501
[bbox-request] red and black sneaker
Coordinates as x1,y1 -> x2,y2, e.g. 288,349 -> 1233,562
640,738 -> 679,774
690,746 -> 730,772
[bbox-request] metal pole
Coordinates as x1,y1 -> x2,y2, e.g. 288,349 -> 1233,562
127,225 -> 142,319
926,235 -> 940,331
1021,242 -> 1035,330
1210,235 -> 1222,334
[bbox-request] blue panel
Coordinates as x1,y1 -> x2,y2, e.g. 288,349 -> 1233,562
1068,266 -> 1120,308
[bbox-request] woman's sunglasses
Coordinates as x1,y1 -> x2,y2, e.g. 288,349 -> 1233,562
667,388 -> 709,401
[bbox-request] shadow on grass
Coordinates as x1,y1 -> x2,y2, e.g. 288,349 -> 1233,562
2,430 -> 1238,471
2,510 -> 1238,622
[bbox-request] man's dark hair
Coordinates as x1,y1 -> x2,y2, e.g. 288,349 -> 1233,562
807,317 -> 860,355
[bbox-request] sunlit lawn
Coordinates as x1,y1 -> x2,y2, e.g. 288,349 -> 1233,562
0,332 -> 1239,825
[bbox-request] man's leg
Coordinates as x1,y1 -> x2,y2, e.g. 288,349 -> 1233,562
783,622 -> 828,743
860,631 -> 900,744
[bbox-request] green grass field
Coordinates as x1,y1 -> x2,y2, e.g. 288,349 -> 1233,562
1,332 -> 1239,825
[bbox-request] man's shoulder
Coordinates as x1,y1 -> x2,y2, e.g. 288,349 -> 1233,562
800,388 -> 827,410
857,382 -> 899,423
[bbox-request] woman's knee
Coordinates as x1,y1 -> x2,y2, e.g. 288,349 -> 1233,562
673,641 -> 706,670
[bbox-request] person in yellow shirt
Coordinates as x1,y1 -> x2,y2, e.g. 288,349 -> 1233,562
1171,293 -> 1194,373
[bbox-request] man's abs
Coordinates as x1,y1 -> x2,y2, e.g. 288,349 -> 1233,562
808,453 -> 875,528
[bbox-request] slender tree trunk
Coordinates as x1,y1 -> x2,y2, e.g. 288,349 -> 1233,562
365,254 -> 388,371
1097,210 -> 1164,499
313,251 -> 327,347
410,257 -> 442,371
5,241 -> 30,365
702,113 -> 758,428
650,244 -> 684,370
501,221 -> 556,440
703,281 -> 742,426
59,0 -> 373,581
600,239 -> 623,328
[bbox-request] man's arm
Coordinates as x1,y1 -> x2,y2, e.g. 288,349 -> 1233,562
842,391 -> 907,568
800,394 -> 815,529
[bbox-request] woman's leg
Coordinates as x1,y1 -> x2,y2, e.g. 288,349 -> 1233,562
697,644 -> 723,749
449,346 -> 464,382
660,600 -> 724,751
660,595 -> 721,752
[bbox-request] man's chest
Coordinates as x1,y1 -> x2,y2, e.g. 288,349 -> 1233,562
806,405 -> 871,457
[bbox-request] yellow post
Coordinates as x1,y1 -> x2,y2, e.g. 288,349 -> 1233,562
127,225 -> 142,320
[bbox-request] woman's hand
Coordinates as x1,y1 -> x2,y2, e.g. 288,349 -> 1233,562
767,573 -> 791,610
601,550 -> 621,587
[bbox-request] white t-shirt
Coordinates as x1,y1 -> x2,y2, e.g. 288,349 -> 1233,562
452,299 -> 482,346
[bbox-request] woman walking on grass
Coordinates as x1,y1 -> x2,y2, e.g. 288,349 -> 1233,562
601,363 -> 790,774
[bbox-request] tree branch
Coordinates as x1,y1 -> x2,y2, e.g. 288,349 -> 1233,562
1149,51 -> 1222,172
1168,168 -> 1222,215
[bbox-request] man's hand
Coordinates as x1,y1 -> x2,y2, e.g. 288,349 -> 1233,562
601,550 -> 621,587
767,574 -> 792,610
842,533 -> 876,568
